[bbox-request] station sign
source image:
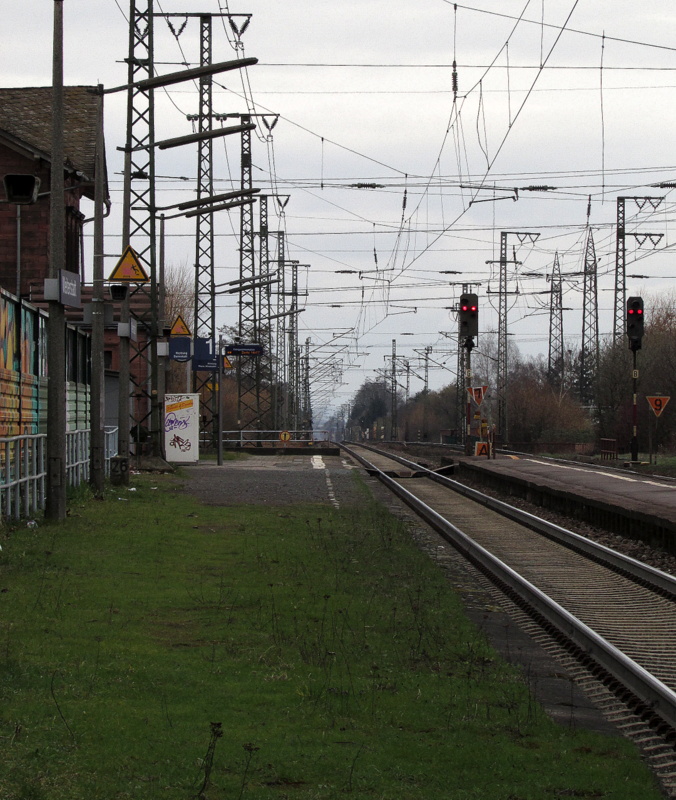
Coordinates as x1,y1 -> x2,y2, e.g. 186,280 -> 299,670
224,343 -> 264,356
192,337 -> 218,371
169,336 -> 191,362
44,269 -> 82,308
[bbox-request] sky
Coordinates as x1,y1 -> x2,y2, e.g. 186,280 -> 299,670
4,0 -> 676,423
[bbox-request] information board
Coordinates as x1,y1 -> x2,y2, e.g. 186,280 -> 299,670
164,394 -> 200,463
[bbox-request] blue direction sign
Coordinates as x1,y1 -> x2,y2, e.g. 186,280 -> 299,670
169,337 -> 191,362
224,343 -> 264,356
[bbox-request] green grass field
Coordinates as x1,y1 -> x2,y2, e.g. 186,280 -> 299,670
0,473 -> 665,799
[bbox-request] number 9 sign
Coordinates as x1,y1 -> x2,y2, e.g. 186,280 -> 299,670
647,396 -> 670,417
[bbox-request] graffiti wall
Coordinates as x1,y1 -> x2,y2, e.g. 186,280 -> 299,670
0,288 -> 90,437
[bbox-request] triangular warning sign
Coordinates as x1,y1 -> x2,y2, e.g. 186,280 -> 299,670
222,355 -> 233,370
467,385 -> 488,406
647,395 -> 670,417
170,315 -> 191,337
108,245 -> 150,282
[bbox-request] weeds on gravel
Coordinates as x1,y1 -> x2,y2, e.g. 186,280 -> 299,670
0,473 -> 665,799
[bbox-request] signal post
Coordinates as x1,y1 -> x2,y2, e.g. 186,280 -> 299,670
627,296 -> 644,463
459,293 -> 478,455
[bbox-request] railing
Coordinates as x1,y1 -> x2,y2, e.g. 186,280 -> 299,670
0,435 -> 46,520
600,438 -> 618,460
66,430 -> 90,486
221,430 -> 330,446
0,427 -> 119,520
104,426 -> 119,477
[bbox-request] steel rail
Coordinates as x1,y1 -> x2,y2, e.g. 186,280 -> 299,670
349,441 -> 676,597
342,441 -> 676,733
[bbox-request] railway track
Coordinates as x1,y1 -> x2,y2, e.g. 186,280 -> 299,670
342,441 -> 676,795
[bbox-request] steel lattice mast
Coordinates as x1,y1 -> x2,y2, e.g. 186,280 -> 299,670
192,14 -> 216,442
236,116 -> 262,427
121,0 -> 159,458
496,231 -> 539,442
547,252 -> 563,389
580,228 -> 599,405
613,196 -> 664,343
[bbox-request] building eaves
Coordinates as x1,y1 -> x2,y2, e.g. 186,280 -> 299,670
0,86 -> 106,199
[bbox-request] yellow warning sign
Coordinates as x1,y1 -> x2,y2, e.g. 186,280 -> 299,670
108,245 -> 150,282
170,315 -> 191,336
222,355 -> 233,370
474,441 -> 490,457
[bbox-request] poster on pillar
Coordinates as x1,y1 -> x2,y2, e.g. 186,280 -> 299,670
164,394 -> 200,463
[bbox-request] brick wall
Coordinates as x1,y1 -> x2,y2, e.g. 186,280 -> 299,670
0,146 -> 85,297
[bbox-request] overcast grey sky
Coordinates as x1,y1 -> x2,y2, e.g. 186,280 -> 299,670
3,1 -> 676,419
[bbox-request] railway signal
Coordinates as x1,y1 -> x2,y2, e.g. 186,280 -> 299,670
627,296 -> 644,349
460,293 -> 479,340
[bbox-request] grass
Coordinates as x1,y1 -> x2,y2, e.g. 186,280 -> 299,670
0,472 -> 666,799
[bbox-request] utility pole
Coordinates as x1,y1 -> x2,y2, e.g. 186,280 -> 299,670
613,197 -> 663,343
390,338 -> 398,440
580,227 -> 599,406
46,0 -> 67,520
547,252 -> 563,389
423,346 -> 431,440
90,84 -> 106,495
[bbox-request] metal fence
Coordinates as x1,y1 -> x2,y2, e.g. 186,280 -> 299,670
0,427 -> 119,521
220,430 -> 330,446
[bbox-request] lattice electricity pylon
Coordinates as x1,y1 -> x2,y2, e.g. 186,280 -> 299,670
191,14 -> 216,445
273,230 -> 287,429
123,0 -> 159,454
547,252 -> 564,389
579,228 -> 599,406
256,195 -> 275,413
235,116 -> 280,430
236,115 -> 259,427
613,196 -> 663,343
496,231 -> 539,442
302,337 -> 313,432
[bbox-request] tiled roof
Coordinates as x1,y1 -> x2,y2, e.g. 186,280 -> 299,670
0,86 -> 100,179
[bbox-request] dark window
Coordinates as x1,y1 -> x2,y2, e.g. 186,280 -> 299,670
65,206 -> 85,275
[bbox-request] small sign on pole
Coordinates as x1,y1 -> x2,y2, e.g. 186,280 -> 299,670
467,385 -> 488,406
108,245 -> 150,282
170,315 -> 191,336
647,395 -> 670,417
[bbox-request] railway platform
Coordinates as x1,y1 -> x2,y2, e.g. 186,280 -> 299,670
455,453 -> 676,552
